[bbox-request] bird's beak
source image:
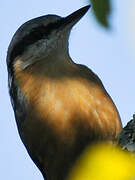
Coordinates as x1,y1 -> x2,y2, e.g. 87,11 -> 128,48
63,5 -> 90,29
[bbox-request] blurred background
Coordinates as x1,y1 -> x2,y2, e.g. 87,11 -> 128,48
1,0 -> 135,179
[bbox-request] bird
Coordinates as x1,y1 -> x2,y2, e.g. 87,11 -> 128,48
7,5 -> 122,180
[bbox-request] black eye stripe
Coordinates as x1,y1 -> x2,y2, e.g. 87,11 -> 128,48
9,18 -> 65,63
10,25 -> 46,63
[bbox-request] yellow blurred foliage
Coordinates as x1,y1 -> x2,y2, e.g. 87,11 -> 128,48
67,143 -> 135,180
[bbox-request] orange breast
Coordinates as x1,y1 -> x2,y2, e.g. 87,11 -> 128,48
14,58 -> 122,142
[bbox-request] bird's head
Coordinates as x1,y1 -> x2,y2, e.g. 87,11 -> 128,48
7,5 -> 90,71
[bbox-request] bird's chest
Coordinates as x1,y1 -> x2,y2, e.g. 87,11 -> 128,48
14,61 -> 96,142
16,74 -> 100,154
22,77 -> 95,135
14,60 -> 120,146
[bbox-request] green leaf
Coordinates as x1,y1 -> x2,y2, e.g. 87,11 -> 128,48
90,0 -> 111,28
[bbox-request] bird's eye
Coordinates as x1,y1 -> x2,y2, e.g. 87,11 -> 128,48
9,25 -> 47,63
8,19 -> 63,67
